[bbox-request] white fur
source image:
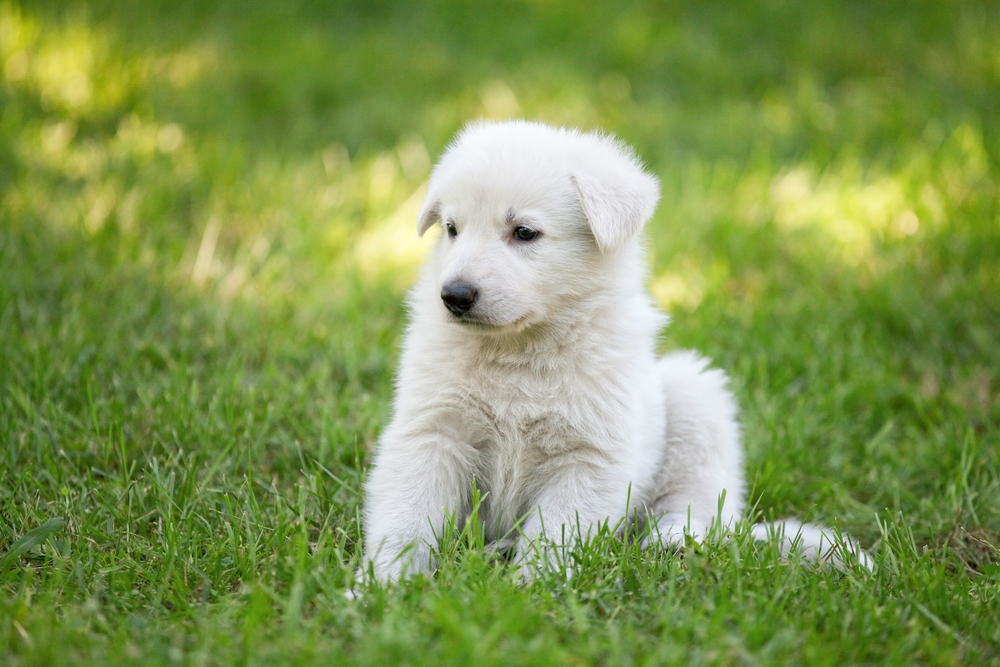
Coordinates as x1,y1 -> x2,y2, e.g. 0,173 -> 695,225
363,120 -> 870,581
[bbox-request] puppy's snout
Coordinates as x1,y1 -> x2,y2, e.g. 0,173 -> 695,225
441,281 -> 478,316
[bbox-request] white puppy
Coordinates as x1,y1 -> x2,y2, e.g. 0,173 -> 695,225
363,120 -> 867,581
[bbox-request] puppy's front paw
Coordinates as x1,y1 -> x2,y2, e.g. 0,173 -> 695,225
515,538 -> 577,583
640,512 -> 700,553
484,536 -> 517,564
367,538 -> 435,583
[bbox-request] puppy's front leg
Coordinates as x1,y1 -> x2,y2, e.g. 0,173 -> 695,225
364,433 -> 474,582
516,455 -> 627,577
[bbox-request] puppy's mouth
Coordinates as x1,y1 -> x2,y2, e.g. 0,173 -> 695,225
445,308 -> 535,333
446,310 -> 497,327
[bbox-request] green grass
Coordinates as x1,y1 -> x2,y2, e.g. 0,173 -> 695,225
2,0 -> 999,664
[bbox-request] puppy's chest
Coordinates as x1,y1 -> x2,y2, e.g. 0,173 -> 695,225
445,363 -> 602,450
456,389 -> 582,457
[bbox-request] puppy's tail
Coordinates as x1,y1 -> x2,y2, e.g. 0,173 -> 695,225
750,519 -> 874,571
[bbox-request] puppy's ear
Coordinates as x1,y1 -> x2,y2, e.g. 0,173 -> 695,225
416,197 -> 440,237
572,149 -> 660,254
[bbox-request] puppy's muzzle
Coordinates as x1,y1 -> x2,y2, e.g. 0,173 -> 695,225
441,281 -> 478,317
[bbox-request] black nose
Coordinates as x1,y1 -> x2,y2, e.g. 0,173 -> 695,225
441,282 -> 478,316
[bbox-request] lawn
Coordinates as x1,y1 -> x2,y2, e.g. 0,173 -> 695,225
1,0 -> 998,664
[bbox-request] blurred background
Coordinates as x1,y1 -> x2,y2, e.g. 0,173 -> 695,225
2,0 -> 998,551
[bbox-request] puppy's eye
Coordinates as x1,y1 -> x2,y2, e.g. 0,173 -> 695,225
512,225 -> 538,241
445,221 -> 457,239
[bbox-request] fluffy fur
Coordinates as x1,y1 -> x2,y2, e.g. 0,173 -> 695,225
363,120 -> 869,581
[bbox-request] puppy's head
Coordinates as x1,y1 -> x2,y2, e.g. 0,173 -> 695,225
417,121 -> 659,331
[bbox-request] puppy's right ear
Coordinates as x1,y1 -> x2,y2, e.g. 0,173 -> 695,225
416,197 -> 440,237
572,166 -> 659,254
571,134 -> 660,254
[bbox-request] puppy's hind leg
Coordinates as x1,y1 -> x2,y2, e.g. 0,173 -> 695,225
643,351 -> 746,548
641,352 -> 874,570
750,519 -> 874,570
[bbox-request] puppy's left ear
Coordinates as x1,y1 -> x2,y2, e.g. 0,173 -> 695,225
416,196 -> 440,237
572,146 -> 660,254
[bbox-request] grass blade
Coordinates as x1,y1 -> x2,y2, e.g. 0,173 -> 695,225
1,518 -> 67,570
